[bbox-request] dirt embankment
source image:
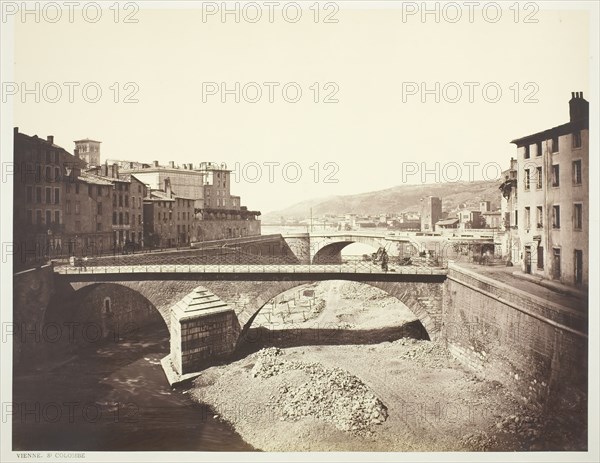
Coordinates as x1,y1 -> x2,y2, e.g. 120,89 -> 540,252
190,281 -> 586,451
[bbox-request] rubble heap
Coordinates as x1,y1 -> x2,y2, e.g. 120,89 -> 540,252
387,338 -> 451,369
251,348 -> 388,433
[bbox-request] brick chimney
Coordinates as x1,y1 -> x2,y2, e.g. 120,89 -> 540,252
47,135 -> 54,144
153,160 -> 159,167
169,161 -> 175,168
111,163 -> 119,179
569,91 -> 589,122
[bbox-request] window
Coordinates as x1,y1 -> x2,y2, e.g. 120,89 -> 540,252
125,195 -> 129,207
524,169 -> 530,190
572,130 -> 582,148
26,210 -> 33,224
97,222 -> 102,231
119,212 -> 123,225
36,210 -> 42,224
524,207 -> 531,229
138,214 -> 141,225
45,187 -> 52,204
552,205 -> 560,229
45,166 -> 51,181
75,183 -> 79,194
524,145 -> 530,159
66,200 -> 71,214
113,194 -> 117,206
138,185 -> 142,193
536,206 -> 543,228
573,160 -> 582,185
36,187 -> 42,203
537,246 -> 544,269
119,195 -> 123,207
551,136 -> 559,153
551,165 -> 560,187
574,203 -> 583,230
54,188 -> 60,204
54,210 -> 60,224
26,186 -> 33,203
553,248 -> 561,279
97,203 -> 103,215
125,213 -> 129,225
55,167 -> 60,180
538,141 -> 545,155
45,151 -> 51,163
536,167 -> 542,189
75,201 -> 80,214
113,212 -> 117,225
514,210 -> 518,227
45,210 -> 51,225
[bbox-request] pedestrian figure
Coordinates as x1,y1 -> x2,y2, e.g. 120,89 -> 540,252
381,249 -> 389,272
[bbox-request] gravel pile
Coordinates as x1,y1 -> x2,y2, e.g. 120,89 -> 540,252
460,431 -> 497,450
387,338 -> 451,369
251,348 -> 388,433
495,413 -> 541,439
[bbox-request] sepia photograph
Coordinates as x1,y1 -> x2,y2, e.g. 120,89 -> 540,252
1,1 -> 598,462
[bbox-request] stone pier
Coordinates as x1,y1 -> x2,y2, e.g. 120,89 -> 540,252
163,286 -> 240,384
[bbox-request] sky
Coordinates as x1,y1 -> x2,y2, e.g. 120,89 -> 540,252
9,1 -> 593,214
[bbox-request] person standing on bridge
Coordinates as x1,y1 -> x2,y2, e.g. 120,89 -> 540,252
381,249 -> 389,272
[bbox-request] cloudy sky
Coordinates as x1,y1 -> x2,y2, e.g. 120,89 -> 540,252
9,1 -> 593,213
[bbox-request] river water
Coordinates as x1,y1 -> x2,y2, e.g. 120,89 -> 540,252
12,324 -> 255,451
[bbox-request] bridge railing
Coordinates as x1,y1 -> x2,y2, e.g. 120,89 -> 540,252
55,260 -> 447,275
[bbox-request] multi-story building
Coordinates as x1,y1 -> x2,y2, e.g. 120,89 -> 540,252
420,196 -> 442,232
63,172 -> 114,255
499,157 -> 519,263
85,163 -> 149,251
122,161 -> 205,209
143,178 -> 197,248
197,162 -> 261,240
510,92 -> 588,288
13,128 -> 87,268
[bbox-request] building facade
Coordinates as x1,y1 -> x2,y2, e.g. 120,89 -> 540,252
510,92 -> 589,288
143,178 -> 197,248
420,196 -> 442,232
122,161 -> 205,209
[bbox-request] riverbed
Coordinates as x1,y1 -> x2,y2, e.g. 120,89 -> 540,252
12,324 -> 255,451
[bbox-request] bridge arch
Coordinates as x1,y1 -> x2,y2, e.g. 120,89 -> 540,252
235,279 -> 443,347
45,282 -> 175,342
311,235 -> 389,264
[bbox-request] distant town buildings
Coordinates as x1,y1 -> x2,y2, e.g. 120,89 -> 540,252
509,92 -> 588,288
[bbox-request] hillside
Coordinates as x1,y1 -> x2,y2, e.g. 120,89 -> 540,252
262,180 -> 501,222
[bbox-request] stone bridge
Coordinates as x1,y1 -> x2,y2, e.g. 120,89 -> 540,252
282,231 -> 496,264
51,267 -> 446,382
14,263 -> 587,408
